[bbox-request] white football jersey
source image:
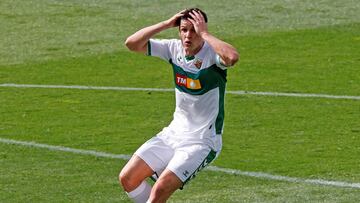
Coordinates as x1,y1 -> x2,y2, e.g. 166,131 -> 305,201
148,39 -> 228,150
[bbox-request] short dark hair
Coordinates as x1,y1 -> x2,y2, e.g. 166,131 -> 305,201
176,8 -> 208,26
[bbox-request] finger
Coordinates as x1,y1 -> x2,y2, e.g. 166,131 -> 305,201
175,9 -> 186,17
178,10 -> 186,16
191,11 -> 202,19
174,12 -> 185,20
176,13 -> 184,18
187,17 -> 196,25
179,9 -> 187,14
189,12 -> 200,22
195,11 -> 205,21
190,11 -> 204,23
176,9 -> 187,18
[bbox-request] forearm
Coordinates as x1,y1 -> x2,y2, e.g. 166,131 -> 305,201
201,32 -> 239,66
125,21 -> 171,53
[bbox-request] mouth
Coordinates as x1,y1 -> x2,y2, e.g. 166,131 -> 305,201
184,41 -> 191,47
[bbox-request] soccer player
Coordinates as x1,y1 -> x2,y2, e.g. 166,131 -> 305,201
119,8 -> 239,203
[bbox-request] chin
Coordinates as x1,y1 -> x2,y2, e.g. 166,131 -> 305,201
183,46 -> 192,51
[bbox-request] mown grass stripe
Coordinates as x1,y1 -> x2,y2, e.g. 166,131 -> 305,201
1,83 -> 360,100
1,137 -> 359,189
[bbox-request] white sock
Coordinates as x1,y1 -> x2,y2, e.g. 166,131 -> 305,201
127,181 -> 152,203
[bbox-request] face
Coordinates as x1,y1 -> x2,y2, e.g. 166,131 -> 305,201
179,19 -> 204,55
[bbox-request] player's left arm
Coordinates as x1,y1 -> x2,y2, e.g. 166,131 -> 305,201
189,11 -> 239,67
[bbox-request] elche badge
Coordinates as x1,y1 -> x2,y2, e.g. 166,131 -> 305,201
194,58 -> 202,69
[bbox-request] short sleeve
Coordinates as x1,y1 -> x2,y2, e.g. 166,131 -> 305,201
215,54 -> 229,70
205,42 -> 230,70
147,39 -> 171,61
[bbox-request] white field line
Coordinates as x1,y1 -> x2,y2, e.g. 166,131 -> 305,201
1,83 -> 360,100
0,83 -> 173,93
1,137 -> 360,189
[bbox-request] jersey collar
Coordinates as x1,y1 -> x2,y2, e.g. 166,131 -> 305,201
185,55 -> 195,61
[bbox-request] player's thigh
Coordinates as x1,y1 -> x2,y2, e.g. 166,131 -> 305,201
120,136 -> 174,190
150,169 -> 183,201
119,155 -> 154,191
121,154 -> 154,179
134,136 -> 175,176
167,144 -> 218,184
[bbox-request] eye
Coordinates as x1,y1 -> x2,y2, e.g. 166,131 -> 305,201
181,28 -> 187,32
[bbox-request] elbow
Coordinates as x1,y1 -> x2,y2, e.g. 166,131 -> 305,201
230,52 -> 240,65
124,37 -> 136,51
225,52 -> 239,67
124,37 -> 147,53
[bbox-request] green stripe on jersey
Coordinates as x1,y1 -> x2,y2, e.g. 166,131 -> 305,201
170,59 -> 227,95
170,59 -> 227,134
185,55 -> 195,61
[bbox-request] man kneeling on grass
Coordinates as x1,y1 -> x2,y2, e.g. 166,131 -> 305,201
119,8 -> 239,203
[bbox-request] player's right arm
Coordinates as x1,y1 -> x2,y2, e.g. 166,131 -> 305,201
125,11 -> 185,54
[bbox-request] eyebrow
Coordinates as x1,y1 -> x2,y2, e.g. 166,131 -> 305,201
180,23 -> 194,27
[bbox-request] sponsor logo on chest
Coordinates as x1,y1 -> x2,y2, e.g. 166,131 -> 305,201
176,73 -> 202,90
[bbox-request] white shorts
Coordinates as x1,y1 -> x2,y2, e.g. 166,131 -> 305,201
134,136 -> 219,184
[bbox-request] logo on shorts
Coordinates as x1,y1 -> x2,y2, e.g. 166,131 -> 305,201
175,73 -> 201,90
186,157 -> 211,181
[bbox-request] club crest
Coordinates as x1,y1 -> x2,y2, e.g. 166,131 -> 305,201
194,59 -> 202,69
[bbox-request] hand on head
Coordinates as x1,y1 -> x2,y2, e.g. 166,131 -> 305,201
187,10 -> 208,37
165,9 -> 186,28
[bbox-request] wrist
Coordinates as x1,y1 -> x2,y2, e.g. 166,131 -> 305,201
200,31 -> 210,39
162,20 -> 174,29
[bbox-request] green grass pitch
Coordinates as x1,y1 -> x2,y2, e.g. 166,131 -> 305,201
1,0 -> 359,202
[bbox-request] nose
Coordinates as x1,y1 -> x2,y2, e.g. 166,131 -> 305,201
185,30 -> 192,38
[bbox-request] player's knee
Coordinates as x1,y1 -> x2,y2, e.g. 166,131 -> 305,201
118,170 -> 127,187
149,180 -> 174,202
119,169 -> 133,191
149,184 -> 167,202
153,183 -> 167,195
